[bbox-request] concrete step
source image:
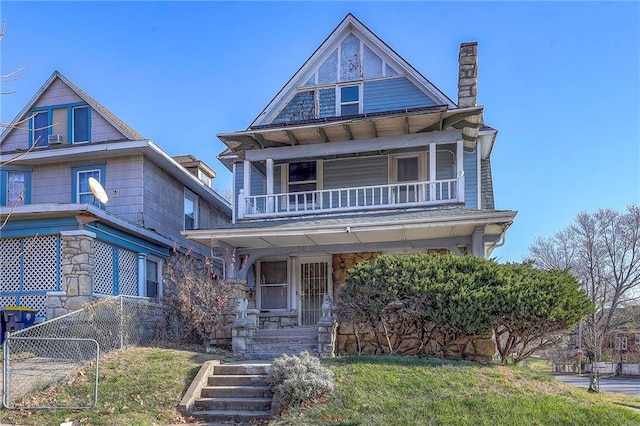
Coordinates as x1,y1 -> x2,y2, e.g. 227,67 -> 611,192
213,363 -> 271,375
194,396 -> 272,411
190,409 -> 271,422
208,374 -> 268,386
201,385 -> 273,399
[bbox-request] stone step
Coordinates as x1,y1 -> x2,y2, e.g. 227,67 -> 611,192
200,385 -> 273,399
243,350 -> 319,360
194,397 -> 272,411
190,409 -> 271,422
208,374 -> 268,387
255,327 -> 318,338
213,363 -> 271,375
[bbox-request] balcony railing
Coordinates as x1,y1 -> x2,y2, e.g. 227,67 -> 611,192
237,178 -> 461,219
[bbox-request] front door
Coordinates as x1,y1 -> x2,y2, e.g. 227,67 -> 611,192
299,258 -> 331,326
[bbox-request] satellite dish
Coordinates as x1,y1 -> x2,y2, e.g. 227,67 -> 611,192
88,177 -> 109,205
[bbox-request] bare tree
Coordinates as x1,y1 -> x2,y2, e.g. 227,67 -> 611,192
527,205 -> 640,391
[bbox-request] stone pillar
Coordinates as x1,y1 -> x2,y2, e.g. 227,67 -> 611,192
318,316 -> 337,358
231,318 -> 256,358
46,230 -> 96,319
458,41 -> 478,107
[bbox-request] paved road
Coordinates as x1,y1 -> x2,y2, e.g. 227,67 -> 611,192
554,374 -> 640,396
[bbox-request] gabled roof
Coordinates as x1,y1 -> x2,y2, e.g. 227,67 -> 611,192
250,13 -> 457,128
0,70 -> 144,145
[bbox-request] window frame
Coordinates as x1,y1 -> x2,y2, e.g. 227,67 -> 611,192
389,152 -> 427,183
1,168 -> 32,206
31,110 -> 50,147
72,105 -> 90,143
72,164 -> 106,207
145,257 -> 162,298
257,259 -> 290,311
338,84 -> 361,116
184,188 -> 199,230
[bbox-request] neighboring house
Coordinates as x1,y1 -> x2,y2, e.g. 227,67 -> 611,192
0,71 -> 232,319
184,14 -> 517,331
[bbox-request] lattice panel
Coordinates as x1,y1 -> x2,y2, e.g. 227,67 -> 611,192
0,296 -> 18,311
94,241 -> 114,295
18,294 -> 47,317
23,235 -> 58,292
1,238 -> 22,292
118,249 -> 138,296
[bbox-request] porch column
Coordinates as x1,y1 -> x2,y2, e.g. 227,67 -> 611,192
429,143 -> 436,201
137,253 -> 146,296
457,140 -> 465,203
266,158 -> 274,213
471,226 -> 485,258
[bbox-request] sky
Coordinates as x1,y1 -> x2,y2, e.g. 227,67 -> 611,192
1,1 -> 638,262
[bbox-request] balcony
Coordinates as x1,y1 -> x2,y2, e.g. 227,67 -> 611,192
237,178 -> 462,219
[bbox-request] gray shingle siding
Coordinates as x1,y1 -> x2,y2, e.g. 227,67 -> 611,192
480,158 -> 495,209
273,91 -> 315,124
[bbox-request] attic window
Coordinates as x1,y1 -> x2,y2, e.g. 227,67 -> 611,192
340,85 -> 360,115
32,111 -> 49,146
73,106 -> 90,143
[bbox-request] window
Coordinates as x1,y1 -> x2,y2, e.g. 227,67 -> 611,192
145,259 -> 160,298
622,336 -> 628,350
391,154 -> 423,203
259,260 -> 288,310
339,85 -> 360,116
184,189 -> 198,230
288,161 -> 318,204
72,165 -> 105,207
73,106 -> 90,142
635,334 -> 640,346
395,156 -> 420,182
32,111 -> 49,146
1,169 -> 30,206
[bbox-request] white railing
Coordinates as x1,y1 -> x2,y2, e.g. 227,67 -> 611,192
238,178 -> 461,219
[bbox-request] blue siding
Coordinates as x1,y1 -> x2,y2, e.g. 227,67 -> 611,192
319,89 -> 335,118
464,150 -> 478,209
235,165 -> 244,215
273,91 -> 315,124
364,77 -> 437,113
324,156 -> 388,189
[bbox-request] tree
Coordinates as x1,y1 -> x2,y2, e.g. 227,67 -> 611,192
527,205 -> 640,390
493,263 -> 593,363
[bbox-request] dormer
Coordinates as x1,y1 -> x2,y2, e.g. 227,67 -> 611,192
173,155 -> 217,188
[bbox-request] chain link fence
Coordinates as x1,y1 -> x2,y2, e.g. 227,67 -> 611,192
2,295 -> 168,409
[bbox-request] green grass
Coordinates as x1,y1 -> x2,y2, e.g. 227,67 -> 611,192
1,350 -> 639,426
271,355 -> 640,426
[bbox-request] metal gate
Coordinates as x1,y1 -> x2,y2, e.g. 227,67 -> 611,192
299,260 -> 330,326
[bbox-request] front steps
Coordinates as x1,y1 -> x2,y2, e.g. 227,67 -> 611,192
245,327 -> 319,360
182,362 -> 273,423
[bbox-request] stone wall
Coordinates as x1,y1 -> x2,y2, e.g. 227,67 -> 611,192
46,230 -> 96,318
259,311 -> 298,329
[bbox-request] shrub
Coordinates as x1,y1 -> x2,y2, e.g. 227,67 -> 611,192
267,351 -> 334,410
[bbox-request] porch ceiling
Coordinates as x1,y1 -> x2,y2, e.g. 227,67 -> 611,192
183,208 -> 516,251
217,105 -> 484,154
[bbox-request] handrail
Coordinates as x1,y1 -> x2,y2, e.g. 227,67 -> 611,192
238,178 -> 461,219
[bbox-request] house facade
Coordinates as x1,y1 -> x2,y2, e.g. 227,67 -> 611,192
184,14 -> 517,335
0,71 -> 232,320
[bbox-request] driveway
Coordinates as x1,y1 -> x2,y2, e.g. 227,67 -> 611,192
554,374 -> 640,396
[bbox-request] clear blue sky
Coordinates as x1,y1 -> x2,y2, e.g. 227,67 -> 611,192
1,1 -> 638,262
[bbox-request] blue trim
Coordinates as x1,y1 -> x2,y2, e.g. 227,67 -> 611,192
0,217 -> 80,238
28,102 -> 89,146
113,246 -> 120,295
87,222 -> 170,258
0,291 -> 48,296
0,167 -> 33,206
71,163 -> 106,206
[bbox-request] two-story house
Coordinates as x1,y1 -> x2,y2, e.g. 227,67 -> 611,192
0,71 -> 232,320
184,14 -> 517,331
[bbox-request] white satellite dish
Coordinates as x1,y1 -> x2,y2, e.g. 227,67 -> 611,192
88,177 -> 109,205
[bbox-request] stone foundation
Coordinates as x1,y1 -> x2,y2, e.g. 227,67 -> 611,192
259,311 -> 298,329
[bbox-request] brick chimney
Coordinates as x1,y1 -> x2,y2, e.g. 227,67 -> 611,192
458,42 -> 478,107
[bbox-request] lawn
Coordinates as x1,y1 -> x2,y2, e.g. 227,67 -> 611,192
1,348 -> 639,425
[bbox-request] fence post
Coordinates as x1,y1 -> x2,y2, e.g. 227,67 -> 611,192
120,296 -> 124,349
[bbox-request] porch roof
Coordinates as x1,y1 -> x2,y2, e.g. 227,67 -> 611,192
217,105 -> 485,169
182,207 -> 517,251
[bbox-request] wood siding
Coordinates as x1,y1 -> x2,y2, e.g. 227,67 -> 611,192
323,156 -> 388,189
464,149 -> 478,209
363,77 -> 438,114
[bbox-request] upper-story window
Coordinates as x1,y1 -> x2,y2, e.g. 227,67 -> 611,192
32,111 -> 49,146
72,164 -> 105,207
184,189 -> 198,230
1,169 -> 31,206
30,103 -> 90,146
73,106 -> 90,143
339,85 -> 360,115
